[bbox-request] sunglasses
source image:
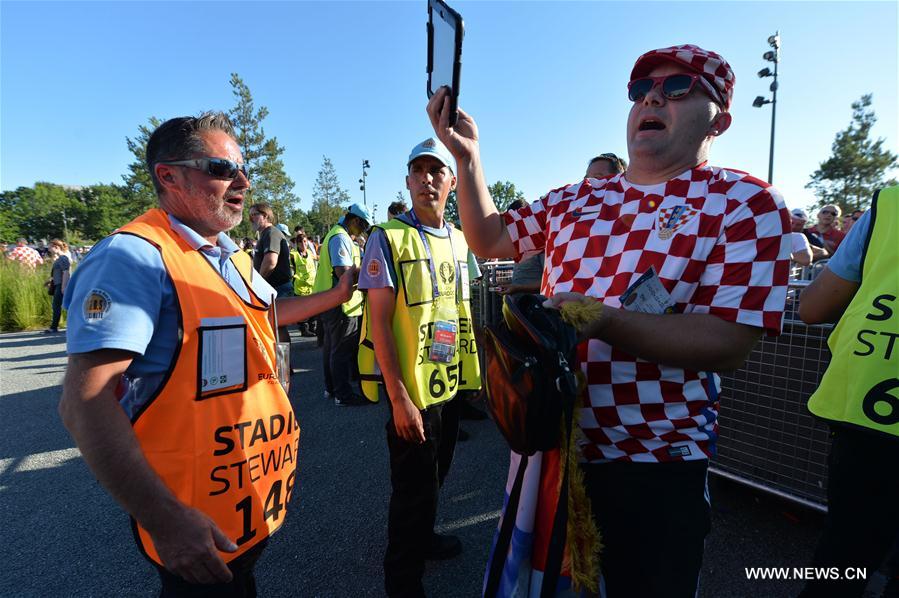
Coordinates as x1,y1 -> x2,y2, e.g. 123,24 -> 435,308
820,210 -> 838,216
159,157 -> 248,180
627,73 -> 721,105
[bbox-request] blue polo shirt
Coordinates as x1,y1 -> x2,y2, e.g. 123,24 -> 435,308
64,213 -> 275,417
826,210 -> 871,283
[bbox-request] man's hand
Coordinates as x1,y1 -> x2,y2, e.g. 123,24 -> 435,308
389,383 -> 426,444
427,87 -> 479,162
151,505 -> 238,585
335,265 -> 359,303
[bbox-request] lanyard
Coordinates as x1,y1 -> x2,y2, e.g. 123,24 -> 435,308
408,209 -> 460,302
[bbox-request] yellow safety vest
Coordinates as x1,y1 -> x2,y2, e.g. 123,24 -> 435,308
290,249 -> 316,296
358,218 -> 481,409
807,186 -> 899,438
312,224 -> 362,316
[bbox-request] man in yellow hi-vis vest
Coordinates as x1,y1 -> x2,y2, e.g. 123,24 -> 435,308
798,186 -> 899,598
312,203 -> 372,406
358,138 -> 481,597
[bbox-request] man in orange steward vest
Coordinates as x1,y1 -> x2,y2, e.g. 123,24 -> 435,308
58,112 -> 357,597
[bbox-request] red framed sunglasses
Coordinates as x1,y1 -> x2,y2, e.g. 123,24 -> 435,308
627,73 -> 723,106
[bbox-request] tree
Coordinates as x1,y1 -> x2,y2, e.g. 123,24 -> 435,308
488,181 -> 526,212
307,156 -> 350,239
444,189 -> 459,225
228,73 -> 299,237
806,94 -> 898,212
122,116 -> 163,218
444,180 -> 526,226
76,184 -> 130,241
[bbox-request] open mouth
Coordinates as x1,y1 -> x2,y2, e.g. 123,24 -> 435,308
638,119 -> 666,131
225,196 -> 243,208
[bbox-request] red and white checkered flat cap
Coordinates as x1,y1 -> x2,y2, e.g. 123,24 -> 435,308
631,44 -> 735,110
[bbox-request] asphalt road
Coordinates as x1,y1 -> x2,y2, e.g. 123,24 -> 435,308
0,330 -> 889,597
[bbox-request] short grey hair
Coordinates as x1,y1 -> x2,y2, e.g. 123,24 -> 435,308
146,111 -> 236,193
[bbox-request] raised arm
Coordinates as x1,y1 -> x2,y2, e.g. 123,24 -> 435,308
427,88 -> 516,259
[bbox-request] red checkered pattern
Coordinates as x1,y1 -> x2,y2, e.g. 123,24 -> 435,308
631,44 -> 735,110
8,245 -> 44,268
504,165 -> 791,462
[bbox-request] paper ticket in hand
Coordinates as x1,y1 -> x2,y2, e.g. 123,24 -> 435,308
619,267 -> 676,315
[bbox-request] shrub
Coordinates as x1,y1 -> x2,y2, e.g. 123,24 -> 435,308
0,258 -> 62,331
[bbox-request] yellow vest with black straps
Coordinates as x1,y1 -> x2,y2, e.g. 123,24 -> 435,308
312,224 -> 362,316
807,186 -> 899,438
358,219 -> 481,409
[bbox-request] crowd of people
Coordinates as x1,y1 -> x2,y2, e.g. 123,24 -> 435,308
44,41 -> 895,598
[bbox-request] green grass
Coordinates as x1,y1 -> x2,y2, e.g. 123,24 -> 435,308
0,258 -> 64,331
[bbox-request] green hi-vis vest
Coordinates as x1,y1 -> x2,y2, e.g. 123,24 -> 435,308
807,186 -> 899,439
312,224 -> 362,316
290,249 -> 317,296
358,219 -> 481,410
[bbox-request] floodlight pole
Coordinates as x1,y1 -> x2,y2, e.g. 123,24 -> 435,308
359,160 -> 370,209
754,32 -> 780,184
768,53 -> 778,184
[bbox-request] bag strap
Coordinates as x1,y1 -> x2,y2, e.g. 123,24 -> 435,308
484,453 -> 529,598
540,354 -> 579,598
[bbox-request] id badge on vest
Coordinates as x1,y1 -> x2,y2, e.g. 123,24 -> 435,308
197,316 -> 248,400
429,300 -> 458,364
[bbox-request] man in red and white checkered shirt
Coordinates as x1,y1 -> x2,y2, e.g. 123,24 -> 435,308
8,238 -> 44,269
428,44 -> 790,596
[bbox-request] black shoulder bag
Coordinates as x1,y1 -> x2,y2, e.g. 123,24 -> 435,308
481,294 -> 579,598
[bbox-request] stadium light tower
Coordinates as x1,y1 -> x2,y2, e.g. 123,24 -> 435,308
753,32 -> 780,183
359,159 -> 371,209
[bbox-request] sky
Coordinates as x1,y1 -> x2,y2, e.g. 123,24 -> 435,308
1,1 -> 897,224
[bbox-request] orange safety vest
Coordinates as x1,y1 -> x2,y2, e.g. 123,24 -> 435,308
116,209 -> 300,566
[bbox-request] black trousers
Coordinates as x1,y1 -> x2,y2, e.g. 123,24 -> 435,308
581,459 -> 711,598
156,541 -> 266,598
320,307 -> 359,399
50,286 -> 64,329
800,425 -> 899,598
384,395 -> 462,598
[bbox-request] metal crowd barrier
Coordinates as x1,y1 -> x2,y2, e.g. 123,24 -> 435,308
714,282 -> 832,511
472,263 -> 833,511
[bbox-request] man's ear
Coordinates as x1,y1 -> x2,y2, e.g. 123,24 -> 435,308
405,174 -> 412,192
155,163 -> 179,189
450,175 -> 457,191
709,111 -> 732,137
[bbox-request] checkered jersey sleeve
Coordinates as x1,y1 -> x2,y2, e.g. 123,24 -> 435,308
691,178 -> 791,335
502,194 -> 551,260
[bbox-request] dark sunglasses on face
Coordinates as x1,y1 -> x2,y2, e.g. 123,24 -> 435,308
821,210 -> 838,216
628,73 -> 721,105
158,157 -> 248,180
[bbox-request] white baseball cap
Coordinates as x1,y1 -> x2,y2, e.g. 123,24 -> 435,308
790,208 -> 809,220
407,137 -> 454,172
